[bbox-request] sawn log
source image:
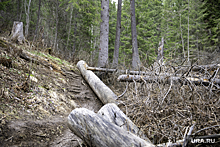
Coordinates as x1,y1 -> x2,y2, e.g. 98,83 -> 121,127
68,107 -> 154,147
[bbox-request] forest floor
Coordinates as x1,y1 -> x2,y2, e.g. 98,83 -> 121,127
0,33 -> 220,147
0,35 -> 104,146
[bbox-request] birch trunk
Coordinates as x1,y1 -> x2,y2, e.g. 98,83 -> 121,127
112,0 -> 122,68
98,0 -> 109,68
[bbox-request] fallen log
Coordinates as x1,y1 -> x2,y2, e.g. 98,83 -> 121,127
117,74 -> 220,86
87,66 -> 152,75
77,60 -> 117,104
68,107 -> 155,147
97,103 -> 152,143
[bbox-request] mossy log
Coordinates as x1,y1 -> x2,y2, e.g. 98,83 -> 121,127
77,60 -> 117,104
68,107 -> 155,147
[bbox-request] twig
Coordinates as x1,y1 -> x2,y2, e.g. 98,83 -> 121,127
160,79 -> 173,105
183,123 -> 195,147
117,82 -> 128,99
193,125 -> 220,135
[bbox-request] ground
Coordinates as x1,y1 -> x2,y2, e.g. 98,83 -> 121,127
0,36 -> 103,147
0,35 -> 220,147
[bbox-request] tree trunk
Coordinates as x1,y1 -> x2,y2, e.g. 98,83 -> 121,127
66,4 -> 73,51
72,13 -> 78,56
117,74 -> 220,86
77,60 -> 117,104
130,0 -> 141,70
10,21 -> 25,44
112,0 -> 122,68
24,0 -> 31,38
98,0 -> 109,68
180,13 -> 185,58
33,0 -> 41,43
17,0 -> 20,21
68,107 -> 154,147
157,37 -> 164,65
187,0 -> 190,62
54,0 -> 59,51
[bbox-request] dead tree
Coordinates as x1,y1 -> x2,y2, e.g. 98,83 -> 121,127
77,60 -> 117,104
117,74 -> 220,86
68,106 -> 154,147
10,21 -> 25,44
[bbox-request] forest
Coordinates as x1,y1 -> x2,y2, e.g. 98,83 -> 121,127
0,0 -> 220,146
0,0 -> 219,67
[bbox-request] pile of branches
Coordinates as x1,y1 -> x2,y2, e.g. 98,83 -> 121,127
111,61 -> 220,145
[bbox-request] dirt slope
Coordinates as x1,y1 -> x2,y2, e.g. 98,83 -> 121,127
0,37 -> 103,147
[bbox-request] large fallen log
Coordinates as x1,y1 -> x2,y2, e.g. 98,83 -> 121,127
77,60 -> 117,104
68,107 -> 155,147
117,74 -> 220,86
97,103 -> 152,143
87,64 -> 220,76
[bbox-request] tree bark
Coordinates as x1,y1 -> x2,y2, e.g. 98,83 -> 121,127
130,0 -> 141,70
72,12 -> 78,56
87,66 -> 152,75
24,0 -> 31,38
97,103 -> 152,143
77,60 -> 117,104
98,0 -> 109,68
33,0 -> 41,43
66,4 -> 73,51
68,107 -> 154,147
180,13 -> 185,58
54,0 -> 59,51
10,21 -> 25,44
112,0 -> 122,68
157,37 -> 164,65
187,0 -> 190,62
17,0 -> 20,21
117,74 -> 220,85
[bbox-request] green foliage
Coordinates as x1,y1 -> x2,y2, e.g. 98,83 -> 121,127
0,0 -> 11,11
1,0 -> 218,65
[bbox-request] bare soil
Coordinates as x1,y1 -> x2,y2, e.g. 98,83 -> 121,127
0,37 -> 103,147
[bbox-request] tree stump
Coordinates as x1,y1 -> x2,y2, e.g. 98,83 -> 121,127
10,21 -> 25,44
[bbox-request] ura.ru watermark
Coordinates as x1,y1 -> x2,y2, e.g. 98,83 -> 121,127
191,138 -> 216,144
